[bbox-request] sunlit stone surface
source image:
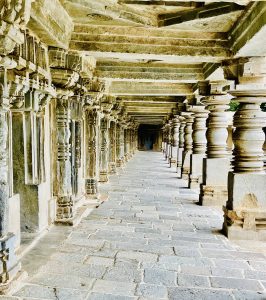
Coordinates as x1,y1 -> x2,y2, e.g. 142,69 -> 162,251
0,0 -> 265,294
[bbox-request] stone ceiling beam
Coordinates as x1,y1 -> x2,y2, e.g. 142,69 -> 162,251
157,2 -> 245,27
118,1 -> 204,7
70,26 -> 230,62
109,82 -> 193,96
95,61 -> 204,82
229,1 -> 266,57
28,0 -> 73,49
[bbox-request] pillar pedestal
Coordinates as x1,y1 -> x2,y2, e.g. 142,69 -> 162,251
224,172 -> 266,240
199,157 -> 231,206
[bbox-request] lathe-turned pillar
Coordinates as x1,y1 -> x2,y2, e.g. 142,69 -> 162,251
199,81 -> 233,206
124,128 -> 131,162
181,112 -> 194,180
56,96 -> 73,222
189,106 -> 209,190
116,124 -> 125,167
109,120 -> 117,174
223,57 -> 266,240
84,107 -> 99,198
170,116 -> 180,168
164,123 -> 170,161
177,116 -> 186,176
99,116 -> 109,182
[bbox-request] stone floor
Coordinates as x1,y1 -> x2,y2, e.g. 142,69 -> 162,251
3,151 -> 266,300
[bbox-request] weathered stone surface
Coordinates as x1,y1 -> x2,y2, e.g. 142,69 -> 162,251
4,152 -> 266,298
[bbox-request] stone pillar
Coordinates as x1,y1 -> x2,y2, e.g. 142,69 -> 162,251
181,112 -> 194,180
222,58 -> 266,240
167,120 -> 173,164
189,106 -> 209,190
170,116 -> 180,168
99,116 -> 109,182
164,123 -> 170,160
0,88 -> 20,289
109,121 -> 117,174
84,107 -> 99,198
124,128 -> 130,162
134,128 -> 138,152
199,81 -> 233,206
116,124 -> 124,167
56,96 -> 73,222
177,116 -> 185,176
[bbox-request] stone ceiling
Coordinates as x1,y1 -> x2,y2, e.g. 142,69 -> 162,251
29,0 -> 265,124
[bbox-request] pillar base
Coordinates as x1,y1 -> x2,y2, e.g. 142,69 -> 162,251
170,158 -> 177,167
116,158 -> 125,168
85,179 -> 99,199
56,196 -> 73,222
189,153 -> 205,190
223,172 -> 266,240
99,172 -> 109,183
109,162 -> 117,174
199,157 -> 230,207
181,150 -> 192,180
199,185 -> 228,206
0,233 -> 21,291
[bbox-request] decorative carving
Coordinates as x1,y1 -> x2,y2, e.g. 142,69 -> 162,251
99,116 -> 109,182
0,0 -> 31,55
109,121 -> 117,174
84,107 -> 99,197
56,96 -> 73,221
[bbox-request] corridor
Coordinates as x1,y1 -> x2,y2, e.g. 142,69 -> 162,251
5,152 -> 266,300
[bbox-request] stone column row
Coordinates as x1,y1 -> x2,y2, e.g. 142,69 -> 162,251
163,57 -> 266,241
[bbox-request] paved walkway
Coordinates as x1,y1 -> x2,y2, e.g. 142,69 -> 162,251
3,152 -> 266,300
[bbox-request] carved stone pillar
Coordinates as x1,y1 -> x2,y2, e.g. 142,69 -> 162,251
181,112 -> 194,180
164,123 -> 170,161
177,116 -> 185,176
189,106 -> 209,189
116,124 -> 124,167
199,81 -> 233,206
134,128 -> 138,152
84,107 -> 99,198
222,57 -> 266,240
170,116 -> 180,168
167,120 -> 173,164
0,89 -> 20,288
120,125 -> 126,166
56,96 -> 73,222
99,116 -> 109,182
109,121 -> 117,174
124,128 -> 129,162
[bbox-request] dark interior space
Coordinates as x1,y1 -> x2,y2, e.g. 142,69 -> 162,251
138,124 -> 162,151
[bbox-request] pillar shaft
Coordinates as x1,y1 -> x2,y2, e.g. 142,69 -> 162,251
181,113 -> 194,179
189,106 -> 208,189
84,107 -> 99,198
109,121 -> 117,174
177,117 -> 185,175
170,117 -> 180,167
99,117 -> 109,182
56,97 -> 73,221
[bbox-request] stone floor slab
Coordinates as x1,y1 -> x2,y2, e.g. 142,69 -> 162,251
6,152 -> 266,300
